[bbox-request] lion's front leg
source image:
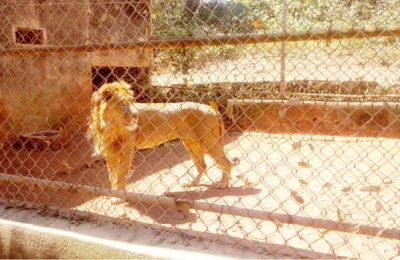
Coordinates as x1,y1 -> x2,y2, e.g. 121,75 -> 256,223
104,139 -> 136,191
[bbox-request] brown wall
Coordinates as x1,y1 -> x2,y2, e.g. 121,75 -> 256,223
0,52 -> 91,135
0,0 -> 151,139
228,100 -> 400,138
89,0 -> 150,44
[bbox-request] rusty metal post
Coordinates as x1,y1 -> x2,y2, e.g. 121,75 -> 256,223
280,0 -> 287,97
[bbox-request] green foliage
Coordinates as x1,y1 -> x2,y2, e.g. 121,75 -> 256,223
152,0 -> 273,73
154,80 -> 400,104
151,0 -> 400,78
152,0 -> 400,38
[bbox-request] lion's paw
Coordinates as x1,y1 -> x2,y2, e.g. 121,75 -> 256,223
212,181 -> 229,189
182,179 -> 200,188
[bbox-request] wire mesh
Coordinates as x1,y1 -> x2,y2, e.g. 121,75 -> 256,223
0,0 -> 400,258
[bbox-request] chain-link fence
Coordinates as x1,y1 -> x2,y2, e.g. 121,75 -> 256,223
1,0 -> 400,258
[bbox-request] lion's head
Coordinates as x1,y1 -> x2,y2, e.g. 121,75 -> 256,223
96,81 -> 134,105
87,81 -> 136,156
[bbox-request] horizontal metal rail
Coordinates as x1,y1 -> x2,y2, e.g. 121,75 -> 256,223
1,27 -> 399,56
1,172 -> 399,240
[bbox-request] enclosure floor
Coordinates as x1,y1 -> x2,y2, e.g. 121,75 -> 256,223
1,132 -> 399,258
152,50 -> 399,87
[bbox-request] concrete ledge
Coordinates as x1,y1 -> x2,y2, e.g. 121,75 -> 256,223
227,100 -> 400,138
0,218 -> 153,259
0,203 -> 246,259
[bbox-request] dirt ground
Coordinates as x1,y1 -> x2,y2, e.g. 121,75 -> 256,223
152,48 -> 400,88
0,130 -> 399,258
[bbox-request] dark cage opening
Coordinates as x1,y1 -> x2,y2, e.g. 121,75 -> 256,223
91,66 -> 151,102
14,28 -> 44,45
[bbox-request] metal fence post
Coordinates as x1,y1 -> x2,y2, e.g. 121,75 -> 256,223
280,0 -> 287,97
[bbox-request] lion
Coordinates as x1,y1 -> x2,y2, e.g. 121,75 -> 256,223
88,81 -> 238,192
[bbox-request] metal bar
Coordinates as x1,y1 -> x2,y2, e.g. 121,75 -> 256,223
280,0 -> 287,96
192,201 -> 400,240
1,27 -> 399,55
227,99 -> 400,106
285,93 -> 400,98
0,172 -> 399,240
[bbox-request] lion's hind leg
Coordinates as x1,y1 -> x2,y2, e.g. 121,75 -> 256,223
209,148 -> 232,189
202,138 -> 232,189
183,138 -> 206,187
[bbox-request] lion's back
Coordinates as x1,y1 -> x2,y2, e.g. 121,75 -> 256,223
133,101 -> 223,143
133,102 -> 217,116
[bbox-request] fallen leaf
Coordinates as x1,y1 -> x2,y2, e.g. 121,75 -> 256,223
383,179 -> 393,185
61,160 -> 72,170
337,208 -> 344,222
360,185 -> 381,193
292,140 -> 302,151
278,107 -> 288,118
99,13 -> 108,23
243,178 -> 253,187
163,191 -> 173,197
93,158 -> 106,166
71,168 -> 81,174
298,161 -> 311,168
308,143 -> 315,152
176,198 -> 193,211
341,186 -> 352,192
375,201 -> 383,212
376,228 -> 385,237
209,100 -> 219,112
251,18 -> 265,29
355,75 -> 364,81
291,191 -> 305,204
352,225 -> 361,234
120,212 -> 129,219
299,179 -> 308,186
31,184 -> 40,192
321,229 -> 331,236
271,217 -> 283,229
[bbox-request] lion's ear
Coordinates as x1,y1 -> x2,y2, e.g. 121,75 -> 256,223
102,89 -> 113,101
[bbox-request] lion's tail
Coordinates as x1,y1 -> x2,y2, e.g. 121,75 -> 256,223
209,100 -> 219,113
209,101 -> 240,166
87,92 -> 105,157
232,157 -> 240,166
209,100 -> 225,138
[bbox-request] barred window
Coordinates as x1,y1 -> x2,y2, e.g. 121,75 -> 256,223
14,27 -> 44,45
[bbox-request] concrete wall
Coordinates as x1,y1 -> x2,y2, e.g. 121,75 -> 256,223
0,203 -> 262,259
0,217 -> 149,259
228,100 -> 400,138
89,0 -> 150,44
0,53 -> 91,135
0,0 -> 151,139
